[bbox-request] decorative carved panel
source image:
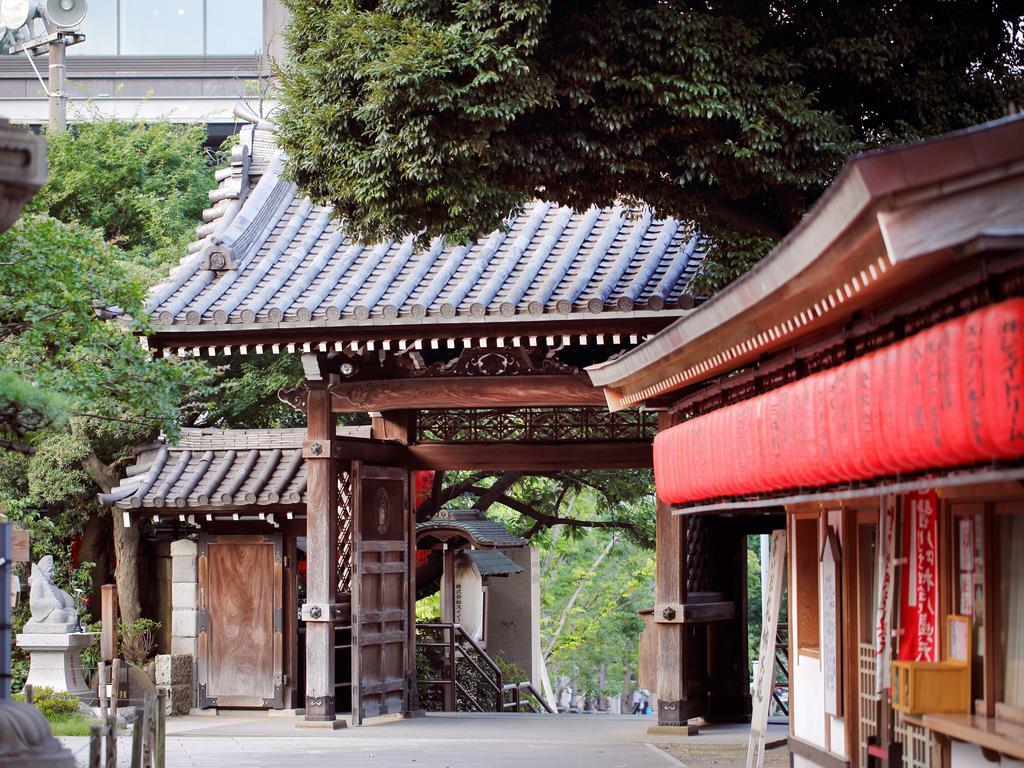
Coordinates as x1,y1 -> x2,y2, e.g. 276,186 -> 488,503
416,406 -> 657,443
409,347 -> 578,378
278,384 -> 308,412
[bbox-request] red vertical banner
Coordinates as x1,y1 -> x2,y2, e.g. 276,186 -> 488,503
898,489 -> 940,661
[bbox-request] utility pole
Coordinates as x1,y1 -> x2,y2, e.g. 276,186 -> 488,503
5,0 -> 87,134
47,34 -> 67,133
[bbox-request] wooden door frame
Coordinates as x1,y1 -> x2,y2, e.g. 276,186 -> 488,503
197,532 -> 284,709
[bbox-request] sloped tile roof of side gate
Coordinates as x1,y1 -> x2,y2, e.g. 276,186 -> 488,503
145,124 -> 706,336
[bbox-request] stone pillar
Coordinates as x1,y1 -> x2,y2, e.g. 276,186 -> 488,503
484,547 -> 541,686
154,654 -> 193,716
169,539 -> 198,711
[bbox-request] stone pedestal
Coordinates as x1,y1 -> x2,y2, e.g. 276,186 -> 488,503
14,632 -> 98,701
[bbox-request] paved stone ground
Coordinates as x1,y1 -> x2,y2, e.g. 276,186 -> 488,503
658,740 -> 791,768
60,713 -> 789,768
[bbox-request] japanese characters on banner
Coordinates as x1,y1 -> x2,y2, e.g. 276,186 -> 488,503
873,495 -> 898,693
899,489 -> 939,662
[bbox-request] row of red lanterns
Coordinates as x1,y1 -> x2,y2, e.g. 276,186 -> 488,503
654,298 -> 1024,504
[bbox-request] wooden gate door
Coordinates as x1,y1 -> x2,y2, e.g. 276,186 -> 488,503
351,462 -> 411,724
198,534 -> 283,708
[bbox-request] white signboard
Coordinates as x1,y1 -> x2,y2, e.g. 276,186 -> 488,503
821,528 -> 842,716
747,529 -> 787,768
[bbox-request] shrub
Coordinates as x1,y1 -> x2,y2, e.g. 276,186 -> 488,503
14,687 -> 81,719
117,617 -> 161,667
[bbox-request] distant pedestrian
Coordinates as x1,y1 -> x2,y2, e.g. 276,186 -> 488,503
631,689 -> 643,714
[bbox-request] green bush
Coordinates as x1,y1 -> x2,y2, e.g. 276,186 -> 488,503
117,617 -> 161,666
14,687 -> 82,719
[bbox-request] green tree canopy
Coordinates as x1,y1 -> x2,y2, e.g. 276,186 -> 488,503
276,0 -> 1024,288
0,214 -> 202,447
1,117 -> 217,631
30,119 -> 216,267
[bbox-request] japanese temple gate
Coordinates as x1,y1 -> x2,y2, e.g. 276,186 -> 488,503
108,111 -> 747,725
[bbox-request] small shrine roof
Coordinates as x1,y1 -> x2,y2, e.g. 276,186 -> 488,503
464,550 -> 523,577
98,426 -> 370,511
145,123 -> 705,348
416,509 -> 527,549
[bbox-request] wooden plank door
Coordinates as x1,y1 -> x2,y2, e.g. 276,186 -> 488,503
351,462 -> 410,724
198,534 -> 283,709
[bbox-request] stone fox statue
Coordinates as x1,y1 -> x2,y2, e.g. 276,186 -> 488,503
25,555 -> 78,632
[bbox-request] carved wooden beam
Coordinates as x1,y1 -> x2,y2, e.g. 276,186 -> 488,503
329,375 -> 605,412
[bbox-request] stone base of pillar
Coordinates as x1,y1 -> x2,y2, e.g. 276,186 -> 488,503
647,723 -> 701,736
15,632 -> 99,702
304,694 -> 336,721
295,719 -> 347,730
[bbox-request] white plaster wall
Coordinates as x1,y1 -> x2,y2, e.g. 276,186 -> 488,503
829,716 -> 848,759
793,651 -> 827,747
952,742 -> 1024,768
790,515 -> 850,759
794,754 -> 822,768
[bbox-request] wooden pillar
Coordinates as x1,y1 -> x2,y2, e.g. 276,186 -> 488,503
441,545 -> 457,712
653,411 -> 692,732
441,546 -> 456,624
842,508 -> 860,767
304,385 -> 338,721
370,409 -> 416,444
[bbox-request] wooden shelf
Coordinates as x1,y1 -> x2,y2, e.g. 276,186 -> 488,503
922,714 -> 1024,761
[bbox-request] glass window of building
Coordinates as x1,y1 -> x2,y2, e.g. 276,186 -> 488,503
67,0 -> 266,57
120,0 -> 204,56
206,0 -> 264,55
73,0 -> 117,55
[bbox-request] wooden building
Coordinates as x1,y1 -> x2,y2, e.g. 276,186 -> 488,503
108,113 -> 724,725
588,115 -> 1024,766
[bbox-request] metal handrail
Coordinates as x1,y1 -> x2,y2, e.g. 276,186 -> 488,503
417,622 -> 503,712
501,681 -> 554,713
417,622 -> 550,714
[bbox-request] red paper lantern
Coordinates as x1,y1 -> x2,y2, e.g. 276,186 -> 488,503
654,299 -> 1024,505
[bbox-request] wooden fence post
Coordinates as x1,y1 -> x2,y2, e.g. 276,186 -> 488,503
89,724 -> 101,768
142,693 -> 154,768
130,707 -> 143,768
24,683 -> 32,704
104,721 -> 116,768
110,658 -> 121,721
156,691 -> 166,768
97,661 -> 108,728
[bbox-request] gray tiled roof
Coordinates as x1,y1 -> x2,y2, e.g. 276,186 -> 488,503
146,128 -> 705,335
98,426 -> 369,511
464,550 -> 523,577
416,509 -> 527,549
